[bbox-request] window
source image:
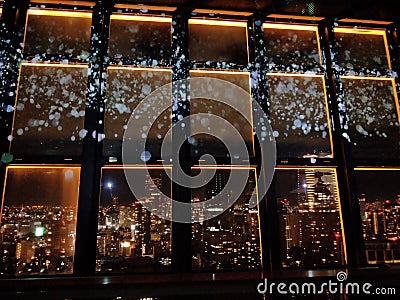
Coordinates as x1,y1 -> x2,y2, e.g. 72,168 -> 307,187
192,167 -> 261,270
0,166 -> 80,275
189,19 -> 248,65
96,166 -> 172,273
274,167 -> 345,268
354,168 -> 400,264
266,73 -> 333,158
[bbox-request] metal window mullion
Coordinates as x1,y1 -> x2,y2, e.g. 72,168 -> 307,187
171,7 -> 192,273
74,1 -> 110,276
322,19 -> 366,268
252,13 -> 281,271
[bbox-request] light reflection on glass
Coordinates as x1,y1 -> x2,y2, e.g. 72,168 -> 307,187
96,166 -> 172,273
0,166 -> 80,276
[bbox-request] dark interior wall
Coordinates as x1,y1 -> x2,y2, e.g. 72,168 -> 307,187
117,0 -> 400,20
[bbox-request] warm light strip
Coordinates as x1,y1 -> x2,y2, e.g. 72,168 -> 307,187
192,9 -> 252,17
102,165 -> 172,170
30,0 -> 95,6
111,14 -> 172,23
266,72 -> 323,78
28,8 -> 92,18
114,4 -> 177,12
338,18 -> 392,26
341,75 -> 393,81
263,22 -> 318,32
275,166 -> 337,170
334,27 -> 386,35
267,14 -> 325,22
191,70 -> 250,76
354,167 -> 400,171
6,165 -> 80,169
107,66 -> 172,72
189,19 -> 247,28
191,166 -> 256,170
20,62 -> 88,68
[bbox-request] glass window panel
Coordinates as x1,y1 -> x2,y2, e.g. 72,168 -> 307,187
275,167 -> 345,268
11,63 -> 88,156
263,23 -> 321,68
334,28 -> 390,70
0,166 -> 80,276
96,166 -> 172,273
192,167 -> 261,270
189,19 -> 248,65
103,67 -> 172,157
23,10 -> 92,57
354,168 -> 400,264
189,70 -> 254,158
341,77 -> 400,159
267,74 -> 333,158
108,15 -> 172,60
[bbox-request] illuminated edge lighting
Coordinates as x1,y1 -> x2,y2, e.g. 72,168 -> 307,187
30,0 -> 95,6
27,8 -> 92,18
192,9 -> 252,17
189,18 -> 247,28
341,77 -> 400,127
191,165 -> 257,170
266,73 -> 335,158
6,165 -> 80,169
275,166 -> 348,264
110,14 -> 172,23
354,167 -> 400,171
338,18 -> 392,26
114,4 -> 177,12
263,22 -> 318,31
189,70 -> 255,155
267,14 -> 325,22
107,66 -> 172,72
101,165 -> 173,170
20,62 -> 89,68
334,27 -> 391,69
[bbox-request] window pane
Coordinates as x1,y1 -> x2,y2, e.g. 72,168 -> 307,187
334,28 -> 390,70
354,169 -> 400,264
108,15 -> 172,60
275,168 -> 345,268
263,23 -> 321,68
192,168 -> 261,270
189,71 -> 253,158
23,10 -> 91,57
267,74 -> 333,158
103,67 -> 172,157
11,64 -> 88,156
342,77 -> 400,159
189,20 -> 248,65
97,167 -> 172,273
0,166 -> 80,276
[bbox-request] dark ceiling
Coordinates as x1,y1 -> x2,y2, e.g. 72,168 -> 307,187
118,0 -> 400,20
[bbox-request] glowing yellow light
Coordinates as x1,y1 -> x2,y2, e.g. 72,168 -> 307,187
263,22 -> 318,32
107,66 -> 172,72
189,19 -> 247,28
101,165 -> 172,170
334,27 -> 386,36
191,165 -> 257,170
267,14 -> 325,22
192,9 -> 252,17
338,19 -> 392,26
20,62 -> 88,68
28,9 -> 92,18
122,241 -> 131,248
354,167 -> 400,171
111,14 -> 172,23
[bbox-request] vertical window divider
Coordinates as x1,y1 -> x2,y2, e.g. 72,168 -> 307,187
171,7 -> 192,273
74,1 -> 111,276
322,18 -> 366,268
252,12 -> 279,272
